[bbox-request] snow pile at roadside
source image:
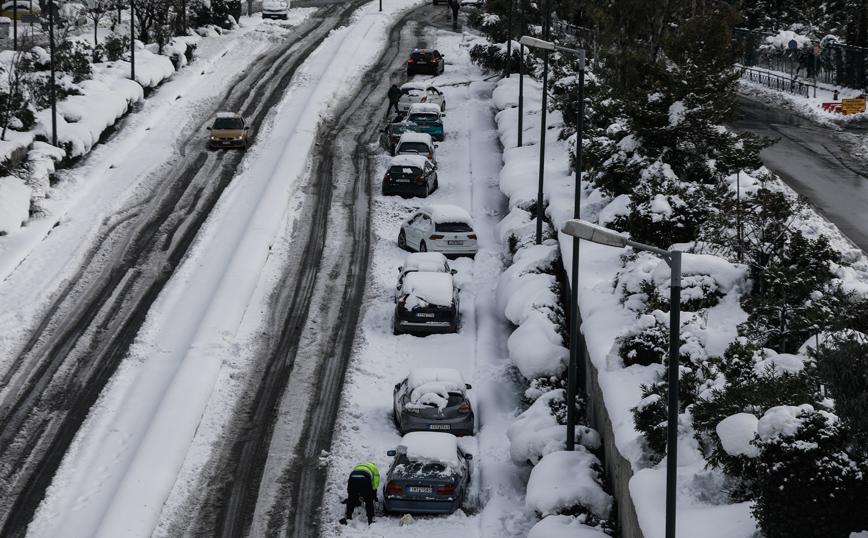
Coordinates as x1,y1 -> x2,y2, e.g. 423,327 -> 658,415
0,175 -> 31,235
491,74 -> 611,536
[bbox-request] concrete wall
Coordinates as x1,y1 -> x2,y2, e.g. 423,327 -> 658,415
583,348 -> 644,538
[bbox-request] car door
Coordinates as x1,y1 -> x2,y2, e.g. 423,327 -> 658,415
414,214 -> 433,249
405,214 -> 424,249
424,161 -> 435,191
427,88 -> 444,110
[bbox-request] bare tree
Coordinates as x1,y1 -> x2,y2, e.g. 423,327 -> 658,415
85,0 -> 109,47
0,49 -> 30,141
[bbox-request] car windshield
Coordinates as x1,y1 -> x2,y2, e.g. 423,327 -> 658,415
398,142 -> 430,154
408,113 -> 439,123
213,118 -> 243,130
401,88 -> 424,97
392,125 -> 419,135
435,222 -> 473,233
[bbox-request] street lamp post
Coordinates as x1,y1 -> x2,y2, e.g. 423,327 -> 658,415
519,34 -> 586,451
562,219 -> 682,538
517,0 -> 525,147
505,0 -> 513,77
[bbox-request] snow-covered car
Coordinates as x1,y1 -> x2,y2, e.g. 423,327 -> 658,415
393,368 -> 474,436
379,120 -> 421,155
406,103 -> 444,141
382,155 -> 438,198
395,252 -> 455,296
460,0 -> 484,7
394,272 -> 459,335
398,205 -> 478,257
407,48 -> 445,76
383,432 -> 472,515
394,132 -> 437,167
208,112 -> 250,150
398,82 -> 446,113
262,0 -> 289,19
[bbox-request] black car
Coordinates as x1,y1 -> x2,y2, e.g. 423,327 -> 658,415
382,155 -> 438,198
379,121 -> 422,155
394,272 -> 459,335
407,48 -> 445,76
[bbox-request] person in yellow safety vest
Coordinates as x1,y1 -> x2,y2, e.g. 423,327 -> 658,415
339,462 -> 380,525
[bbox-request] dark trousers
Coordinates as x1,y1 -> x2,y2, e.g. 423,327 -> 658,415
388,101 -> 400,114
345,476 -> 376,523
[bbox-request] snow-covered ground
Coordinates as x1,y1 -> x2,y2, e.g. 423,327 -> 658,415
3,6 -> 868,538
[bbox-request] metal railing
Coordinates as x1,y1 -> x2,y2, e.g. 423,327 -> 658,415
739,66 -> 812,97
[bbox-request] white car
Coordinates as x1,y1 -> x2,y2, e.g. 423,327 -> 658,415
262,0 -> 289,19
394,132 -> 437,167
398,82 -> 446,113
398,205 -> 478,257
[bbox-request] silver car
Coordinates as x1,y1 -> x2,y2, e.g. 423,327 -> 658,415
393,272 -> 459,335
383,432 -> 472,515
394,132 -> 437,168
393,368 -> 474,436
397,205 -> 478,257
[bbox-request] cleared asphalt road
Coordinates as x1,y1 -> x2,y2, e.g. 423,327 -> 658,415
729,95 -> 868,252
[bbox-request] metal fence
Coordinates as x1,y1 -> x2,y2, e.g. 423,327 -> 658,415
734,28 -> 867,92
739,67 -> 812,97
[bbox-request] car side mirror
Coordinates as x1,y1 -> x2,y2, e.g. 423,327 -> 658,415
387,450 -> 397,457
395,382 -> 401,390
208,125 -> 214,130
244,126 -> 250,130
451,269 -> 457,275
398,266 -> 404,272
464,454 -> 473,460
465,383 -> 472,389
434,144 -> 439,148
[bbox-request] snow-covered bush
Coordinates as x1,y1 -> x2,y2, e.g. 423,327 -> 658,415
526,449 -> 612,524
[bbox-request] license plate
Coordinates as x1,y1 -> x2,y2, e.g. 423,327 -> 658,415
396,179 -> 410,182
408,486 -> 432,493
447,240 -> 464,245
416,312 -> 435,317
429,424 -> 451,430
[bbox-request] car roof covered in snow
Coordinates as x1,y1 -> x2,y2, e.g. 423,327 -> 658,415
389,154 -> 429,168
216,112 -> 242,119
402,252 -> 449,273
397,132 -> 434,145
399,272 -> 454,307
422,204 -> 473,225
400,81 -> 435,91
408,103 -> 442,115
398,431 -> 461,468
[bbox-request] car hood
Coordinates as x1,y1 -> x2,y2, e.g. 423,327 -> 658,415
211,128 -> 244,137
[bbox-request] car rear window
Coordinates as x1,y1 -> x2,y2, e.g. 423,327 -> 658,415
398,142 -> 430,154
389,166 -> 423,177
411,53 -> 435,61
408,113 -> 439,123
435,222 -> 473,233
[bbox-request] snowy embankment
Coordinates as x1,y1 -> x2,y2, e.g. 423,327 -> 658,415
20,3 -> 423,537
491,61 -> 868,537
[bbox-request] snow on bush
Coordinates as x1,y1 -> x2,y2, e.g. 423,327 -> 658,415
496,243 -> 560,325
507,389 -> 601,464
716,413 -> 759,457
508,309 -> 569,379
757,404 -> 831,442
526,449 -> 613,520
0,176 -> 31,235
527,514 -> 611,538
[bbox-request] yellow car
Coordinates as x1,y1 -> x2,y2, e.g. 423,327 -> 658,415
1,1 -> 40,20
208,112 -> 249,150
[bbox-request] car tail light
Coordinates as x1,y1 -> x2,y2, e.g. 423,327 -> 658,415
430,59 -> 437,63
458,404 -> 471,414
386,481 -> 403,494
384,173 -> 392,180
468,234 -> 477,239
414,175 -> 425,182
428,151 -> 433,160
429,235 -> 444,240
421,96 -> 428,102
437,484 -> 455,495
408,59 -> 414,63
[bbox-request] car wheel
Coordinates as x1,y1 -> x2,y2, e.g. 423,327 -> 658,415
419,241 -> 427,253
433,177 -> 439,191
441,101 -> 446,112
398,230 -> 408,251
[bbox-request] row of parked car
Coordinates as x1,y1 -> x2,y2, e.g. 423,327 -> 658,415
375,58 -> 477,517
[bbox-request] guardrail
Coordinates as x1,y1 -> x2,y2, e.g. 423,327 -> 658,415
740,66 -> 812,97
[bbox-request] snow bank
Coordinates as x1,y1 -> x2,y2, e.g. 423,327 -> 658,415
496,243 -> 559,325
526,448 -> 613,519
528,515 -> 611,538
507,389 -> 601,464
0,176 -> 30,235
